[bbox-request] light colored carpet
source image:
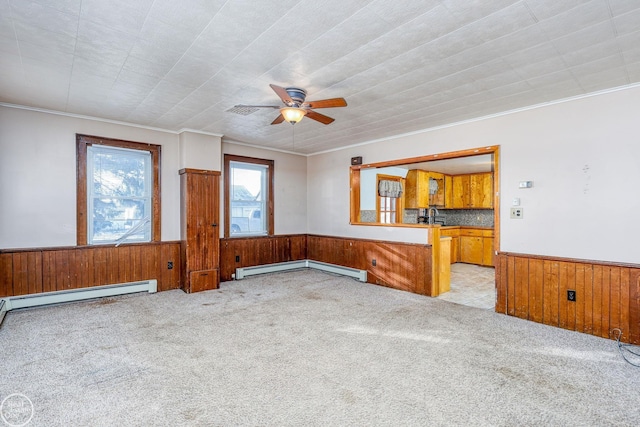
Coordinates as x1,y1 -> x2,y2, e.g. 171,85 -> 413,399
1,269 -> 639,426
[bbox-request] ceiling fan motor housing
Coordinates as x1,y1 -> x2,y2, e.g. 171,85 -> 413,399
285,87 -> 307,106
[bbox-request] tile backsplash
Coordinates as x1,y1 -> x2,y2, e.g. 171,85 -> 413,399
404,208 -> 494,227
360,209 -> 494,227
440,209 -> 494,227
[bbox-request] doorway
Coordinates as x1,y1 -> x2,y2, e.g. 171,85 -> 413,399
437,263 -> 495,309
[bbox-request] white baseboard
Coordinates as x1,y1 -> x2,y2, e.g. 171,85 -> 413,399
0,280 -> 157,327
235,260 -> 367,282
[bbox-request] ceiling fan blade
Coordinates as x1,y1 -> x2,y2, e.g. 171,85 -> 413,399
271,114 -> 285,125
305,110 -> 335,125
270,84 -> 293,104
305,98 -> 347,109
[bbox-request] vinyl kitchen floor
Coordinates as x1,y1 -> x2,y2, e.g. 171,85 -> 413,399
437,263 -> 496,310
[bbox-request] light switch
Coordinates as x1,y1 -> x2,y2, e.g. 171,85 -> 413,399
512,198 -> 520,206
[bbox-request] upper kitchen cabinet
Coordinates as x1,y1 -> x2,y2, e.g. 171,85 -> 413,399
448,172 -> 493,209
405,170 -> 446,208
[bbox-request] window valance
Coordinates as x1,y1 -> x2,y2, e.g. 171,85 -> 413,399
378,180 -> 403,198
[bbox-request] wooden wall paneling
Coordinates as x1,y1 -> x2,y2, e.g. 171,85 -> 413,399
129,245 -> 142,282
141,245 -> 157,283
13,253 -> 28,296
592,265 -> 603,337
92,247 -> 107,288
563,262 -> 577,330
514,257 -> 529,319
600,267 -> 611,338
160,243 -> 181,291
0,253 -> 13,297
55,250 -> 70,291
106,247 -> 118,288
75,248 -> 88,288
629,269 -> 640,344
116,246 -> 130,285
506,256 -> 516,316
41,251 -> 54,293
574,264 -> 586,333
619,268 -> 630,342
29,251 -> 43,294
494,254 -> 506,314
529,258 -> 544,324
581,264 -> 594,335
543,260 -> 559,326
609,267 -> 621,338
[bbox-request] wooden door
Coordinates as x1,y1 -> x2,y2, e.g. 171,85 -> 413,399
180,169 -> 221,293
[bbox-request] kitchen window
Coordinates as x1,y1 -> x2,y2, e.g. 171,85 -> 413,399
224,154 -> 274,237
76,134 -> 160,245
377,174 -> 404,224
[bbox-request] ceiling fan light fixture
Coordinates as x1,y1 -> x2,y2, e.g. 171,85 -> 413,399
281,107 -> 306,124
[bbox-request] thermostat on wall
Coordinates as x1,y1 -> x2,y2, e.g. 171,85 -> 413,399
518,181 -> 533,188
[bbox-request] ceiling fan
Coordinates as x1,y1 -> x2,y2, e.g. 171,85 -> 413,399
233,84 -> 347,125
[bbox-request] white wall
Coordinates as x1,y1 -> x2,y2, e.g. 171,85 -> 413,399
307,85 -> 640,264
222,142 -> 307,236
0,106 -> 181,248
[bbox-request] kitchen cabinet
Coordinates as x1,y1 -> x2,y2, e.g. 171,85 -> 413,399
405,170 -> 446,208
179,168 -> 220,293
460,230 -> 484,265
442,227 -> 494,267
483,234 -> 494,267
450,173 -> 493,209
440,228 -> 459,263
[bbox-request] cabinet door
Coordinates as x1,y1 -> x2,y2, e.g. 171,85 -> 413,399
450,236 -> 459,263
452,175 -> 470,208
189,269 -> 219,293
470,173 -> 493,208
444,175 -> 453,208
460,236 -> 483,264
482,237 -> 494,266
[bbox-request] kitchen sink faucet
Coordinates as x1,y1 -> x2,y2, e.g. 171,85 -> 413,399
427,207 -> 439,224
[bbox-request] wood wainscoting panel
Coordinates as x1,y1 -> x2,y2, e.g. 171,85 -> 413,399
307,235 -> 432,296
496,252 -> 640,344
220,235 -> 308,282
0,242 -> 182,298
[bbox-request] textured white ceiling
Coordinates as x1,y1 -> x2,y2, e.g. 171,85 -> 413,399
1,0 -> 639,154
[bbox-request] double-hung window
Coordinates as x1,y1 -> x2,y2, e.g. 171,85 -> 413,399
77,135 -> 160,245
224,155 -> 274,237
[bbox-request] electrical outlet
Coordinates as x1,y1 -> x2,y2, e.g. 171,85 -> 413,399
510,208 -> 523,219
372,259 -> 377,266
167,261 -> 173,270
235,255 -> 240,262
568,290 -> 576,302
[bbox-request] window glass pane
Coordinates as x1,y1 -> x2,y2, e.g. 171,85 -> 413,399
91,147 -> 149,197
88,145 -> 152,244
229,161 -> 267,236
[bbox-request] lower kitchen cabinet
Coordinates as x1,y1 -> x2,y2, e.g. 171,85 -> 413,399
442,227 -> 494,267
460,235 -> 483,265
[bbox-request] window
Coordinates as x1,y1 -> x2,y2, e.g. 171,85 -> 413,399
224,154 -> 274,237
376,174 -> 404,224
76,135 -> 160,245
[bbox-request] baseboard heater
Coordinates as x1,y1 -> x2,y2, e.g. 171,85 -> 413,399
235,260 -> 367,282
0,280 -> 157,327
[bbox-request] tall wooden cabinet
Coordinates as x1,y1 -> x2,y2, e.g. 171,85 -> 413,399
179,168 -> 220,293
405,170 -> 446,208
